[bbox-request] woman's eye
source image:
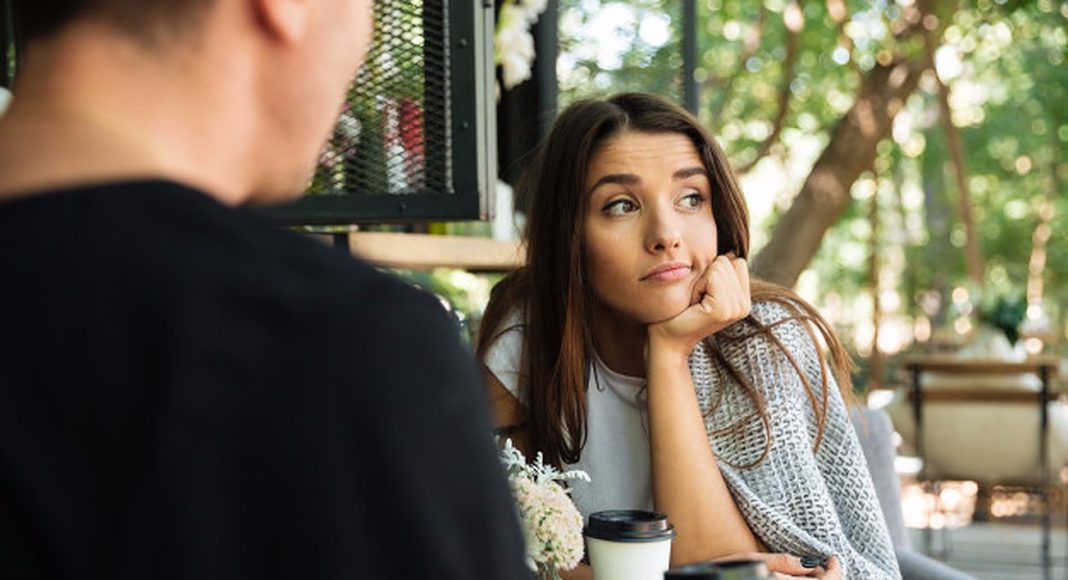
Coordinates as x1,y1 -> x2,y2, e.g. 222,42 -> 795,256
680,191 -> 707,209
603,199 -> 638,216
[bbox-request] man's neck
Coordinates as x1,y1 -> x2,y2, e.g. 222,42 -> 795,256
0,22 -> 256,206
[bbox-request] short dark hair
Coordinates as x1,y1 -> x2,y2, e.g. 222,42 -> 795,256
13,0 -> 212,45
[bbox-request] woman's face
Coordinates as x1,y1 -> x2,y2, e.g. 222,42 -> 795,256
583,130 -> 719,326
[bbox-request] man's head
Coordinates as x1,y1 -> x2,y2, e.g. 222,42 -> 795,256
8,0 -> 374,204
14,0 -> 213,47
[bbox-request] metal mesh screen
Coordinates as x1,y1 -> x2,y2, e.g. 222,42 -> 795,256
1,0 -> 15,89
309,0 -> 450,197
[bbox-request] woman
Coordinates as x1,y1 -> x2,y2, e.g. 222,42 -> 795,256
478,93 -> 899,579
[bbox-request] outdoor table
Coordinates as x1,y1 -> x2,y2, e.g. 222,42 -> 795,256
902,355 -> 1060,578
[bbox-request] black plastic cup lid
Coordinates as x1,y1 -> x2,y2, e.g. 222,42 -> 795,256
664,562 -> 721,579
716,560 -> 770,579
583,510 -> 676,542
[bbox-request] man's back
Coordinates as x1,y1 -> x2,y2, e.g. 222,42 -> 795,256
0,181 -> 529,579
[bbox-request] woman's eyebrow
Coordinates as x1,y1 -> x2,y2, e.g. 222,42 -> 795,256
587,166 -> 707,195
674,166 -> 708,180
587,173 -> 639,194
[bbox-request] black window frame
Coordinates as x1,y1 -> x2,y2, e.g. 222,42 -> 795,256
268,0 -> 498,226
1,0 -> 16,90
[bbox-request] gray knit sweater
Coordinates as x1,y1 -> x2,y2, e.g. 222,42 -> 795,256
691,301 -> 900,579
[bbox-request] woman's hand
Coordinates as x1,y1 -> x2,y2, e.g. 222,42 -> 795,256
643,253 -> 761,562
718,554 -> 841,579
647,253 -> 750,360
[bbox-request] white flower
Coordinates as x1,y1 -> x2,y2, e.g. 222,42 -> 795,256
496,3 -> 537,90
494,0 -> 549,93
512,476 -> 585,572
520,0 -> 549,19
499,439 -> 589,578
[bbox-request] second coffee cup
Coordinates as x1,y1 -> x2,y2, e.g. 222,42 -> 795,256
665,560 -> 771,580
584,510 -> 676,580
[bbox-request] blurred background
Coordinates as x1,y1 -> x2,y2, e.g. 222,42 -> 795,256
461,0 -> 1068,387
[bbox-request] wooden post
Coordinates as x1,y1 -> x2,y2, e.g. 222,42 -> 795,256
923,27 -> 984,287
869,179 -> 884,389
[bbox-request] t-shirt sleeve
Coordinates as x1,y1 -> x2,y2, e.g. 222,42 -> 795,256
482,311 -> 526,403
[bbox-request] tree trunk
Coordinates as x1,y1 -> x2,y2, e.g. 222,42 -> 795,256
751,58 -> 927,286
869,176 -> 884,390
925,29 -> 984,286
1027,198 -> 1054,315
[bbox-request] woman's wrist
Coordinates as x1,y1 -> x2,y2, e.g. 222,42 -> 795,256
645,330 -> 695,371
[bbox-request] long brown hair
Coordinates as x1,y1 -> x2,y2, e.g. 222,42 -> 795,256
477,93 -> 853,468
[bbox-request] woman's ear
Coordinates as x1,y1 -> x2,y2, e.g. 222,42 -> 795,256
252,0 -> 309,44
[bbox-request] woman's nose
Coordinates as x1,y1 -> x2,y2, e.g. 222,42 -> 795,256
645,211 -> 682,253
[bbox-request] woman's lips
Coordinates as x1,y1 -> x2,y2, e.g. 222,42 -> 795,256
641,263 -> 691,283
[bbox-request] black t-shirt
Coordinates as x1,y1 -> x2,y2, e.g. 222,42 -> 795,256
0,181 -> 529,579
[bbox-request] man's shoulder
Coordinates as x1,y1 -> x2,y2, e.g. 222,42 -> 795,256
0,179 -> 442,331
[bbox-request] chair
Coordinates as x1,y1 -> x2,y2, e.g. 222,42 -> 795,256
885,356 -> 1063,576
850,406 -> 977,579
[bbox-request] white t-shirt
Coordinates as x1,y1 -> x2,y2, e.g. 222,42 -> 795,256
486,304 -> 902,579
483,311 -> 653,519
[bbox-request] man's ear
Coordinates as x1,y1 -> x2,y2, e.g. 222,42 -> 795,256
252,0 -> 309,44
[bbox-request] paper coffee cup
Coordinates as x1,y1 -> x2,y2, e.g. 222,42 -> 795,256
584,510 -> 676,580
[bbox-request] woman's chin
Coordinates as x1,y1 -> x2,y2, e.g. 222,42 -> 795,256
642,300 -> 692,325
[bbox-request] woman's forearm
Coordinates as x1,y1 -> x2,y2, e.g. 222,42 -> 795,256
645,339 -> 760,564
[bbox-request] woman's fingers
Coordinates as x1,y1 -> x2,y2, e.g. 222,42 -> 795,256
731,253 -> 751,298
772,556 -> 840,579
752,552 -> 808,574
649,254 -> 752,352
699,254 -> 749,322
778,556 -> 839,579
821,557 -> 842,579
720,553 -> 819,577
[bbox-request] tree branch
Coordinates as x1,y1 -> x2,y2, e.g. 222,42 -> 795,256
923,22 -> 984,286
735,0 -> 804,175
826,0 -> 861,75
750,0 -> 945,288
707,5 -> 768,120
750,56 -> 929,287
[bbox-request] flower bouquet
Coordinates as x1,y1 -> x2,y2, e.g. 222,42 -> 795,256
499,439 -> 589,579
495,0 -> 549,91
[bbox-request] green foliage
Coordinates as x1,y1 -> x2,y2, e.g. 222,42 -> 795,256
977,290 -> 1027,345
558,0 -> 683,102
390,268 -> 503,344
554,0 -> 1068,378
